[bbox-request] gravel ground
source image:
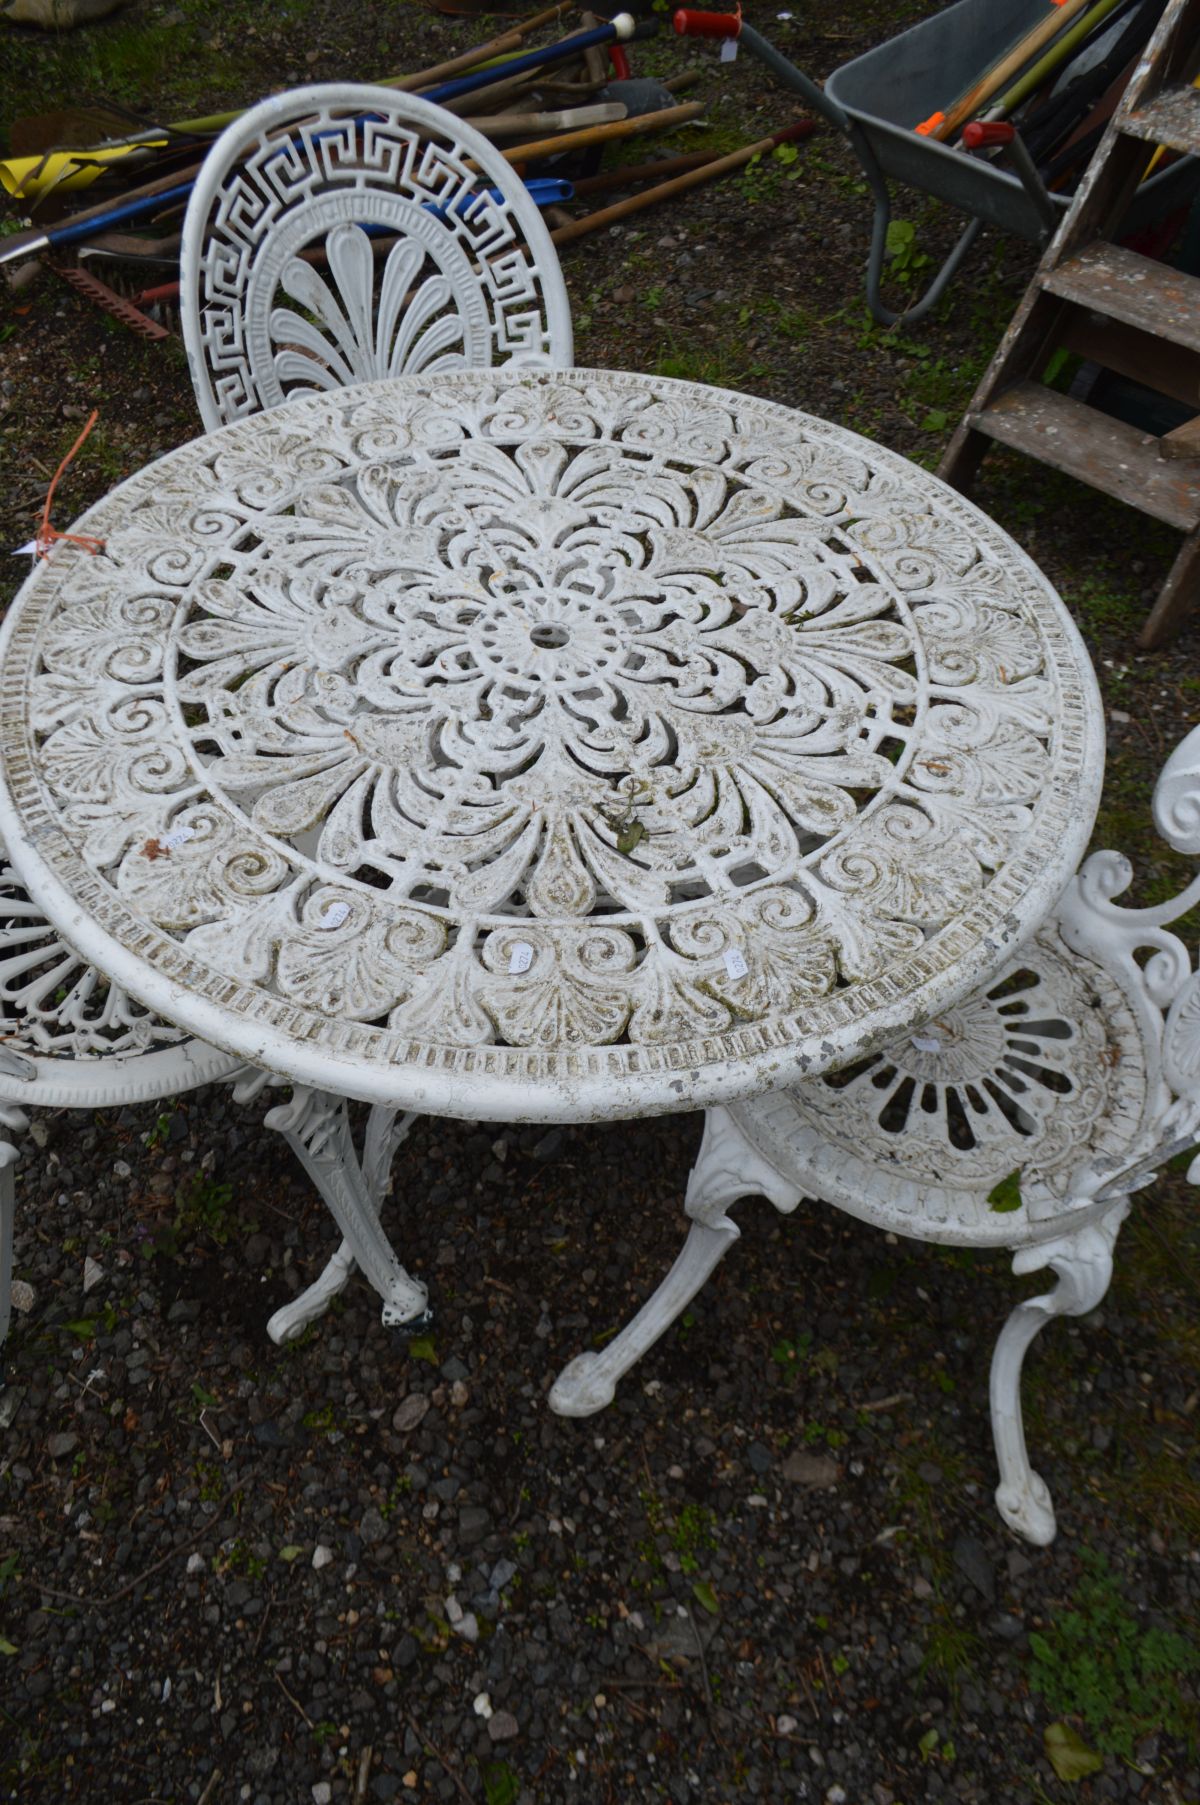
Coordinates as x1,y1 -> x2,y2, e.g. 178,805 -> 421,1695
2,1 -> 1200,1800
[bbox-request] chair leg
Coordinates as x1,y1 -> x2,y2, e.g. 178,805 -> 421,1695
263,1087 -> 430,1346
990,1199 -> 1129,1546
0,1148 -> 14,1365
0,1112 -> 29,1378
548,1106 -> 801,1417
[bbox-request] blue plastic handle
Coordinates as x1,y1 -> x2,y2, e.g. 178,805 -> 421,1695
422,177 -> 573,222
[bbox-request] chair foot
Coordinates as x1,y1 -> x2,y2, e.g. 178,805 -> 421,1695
995,1468 -> 1057,1547
549,1107 -> 800,1416
989,1199 -> 1128,1544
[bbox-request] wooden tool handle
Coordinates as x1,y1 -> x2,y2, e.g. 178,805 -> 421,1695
928,0 -> 1094,141
550,119 -> 812,246
502,100 -> 703,166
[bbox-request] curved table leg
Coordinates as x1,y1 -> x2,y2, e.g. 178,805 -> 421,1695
990,1199 -> 1129,1545
363,1105 -> 417,1205
264,1087 -> 429,1346
549,1106 -> 801,1416
267,1104 -> 421,1344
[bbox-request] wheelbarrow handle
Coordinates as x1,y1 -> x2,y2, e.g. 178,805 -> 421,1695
672,8 -> 740,38
672,11 -> 850,133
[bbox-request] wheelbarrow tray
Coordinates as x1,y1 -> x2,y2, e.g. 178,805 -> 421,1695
824,0 -> 1187,241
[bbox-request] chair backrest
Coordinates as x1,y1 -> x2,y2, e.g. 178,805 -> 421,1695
1055,720 -> 1200,1197
180,84 -> 575,432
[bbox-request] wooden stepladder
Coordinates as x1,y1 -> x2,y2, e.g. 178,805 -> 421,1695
939,0 -> 1200,647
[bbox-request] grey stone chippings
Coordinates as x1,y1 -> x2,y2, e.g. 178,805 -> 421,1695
0,913 -> 1194,1804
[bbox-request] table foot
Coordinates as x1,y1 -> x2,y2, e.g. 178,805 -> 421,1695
264,1087 -> 428,1340
989,1199 -> 1128,1545
384,1301 -> 434,1335
267,1237 -> 357,1346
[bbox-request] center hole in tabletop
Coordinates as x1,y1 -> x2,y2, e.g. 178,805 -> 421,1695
530,623 -> 570,649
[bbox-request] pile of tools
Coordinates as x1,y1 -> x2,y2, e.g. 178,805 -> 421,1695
916,0 -> 1173,192
0,1 -> 814,338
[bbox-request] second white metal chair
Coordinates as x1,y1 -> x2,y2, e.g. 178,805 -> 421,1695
551,728 -> 1200,1545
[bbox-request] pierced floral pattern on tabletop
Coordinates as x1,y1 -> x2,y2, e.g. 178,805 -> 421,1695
0,371 -> 1102,1114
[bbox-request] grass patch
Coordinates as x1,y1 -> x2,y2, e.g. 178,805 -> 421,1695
1028,1548 -> 1199,1760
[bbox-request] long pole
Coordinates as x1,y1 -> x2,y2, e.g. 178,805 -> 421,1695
421,13 -> 640,108
500,100 -> 702,166
927,0 -> 1095,140
549,120 -> 813,246
981,0 -> 1130,123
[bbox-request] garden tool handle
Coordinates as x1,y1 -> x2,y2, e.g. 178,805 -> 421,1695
674,13 -> 850,134
961,121 -> 1014,150
672,9 -> 741,38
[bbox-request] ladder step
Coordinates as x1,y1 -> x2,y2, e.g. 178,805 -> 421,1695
1044,242 -> 1200,355
1123,83 -> 1200,157
1059,311 -> 1200,410
968,383 -> 1200,530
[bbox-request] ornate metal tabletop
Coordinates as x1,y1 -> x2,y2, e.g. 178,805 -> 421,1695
0,371 -> 1103,1121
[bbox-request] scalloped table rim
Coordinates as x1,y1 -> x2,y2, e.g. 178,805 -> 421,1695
0,370 -> 1106,1124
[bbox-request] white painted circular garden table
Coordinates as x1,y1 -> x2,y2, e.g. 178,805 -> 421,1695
0,370 -> 1104,1336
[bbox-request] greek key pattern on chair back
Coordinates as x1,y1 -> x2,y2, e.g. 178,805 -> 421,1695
180,86 -> 575,433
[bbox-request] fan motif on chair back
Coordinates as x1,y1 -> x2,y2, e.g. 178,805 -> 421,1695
182,87 -> 573,433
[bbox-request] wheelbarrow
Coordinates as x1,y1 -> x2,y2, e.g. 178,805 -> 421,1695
674,0 -> 1198,325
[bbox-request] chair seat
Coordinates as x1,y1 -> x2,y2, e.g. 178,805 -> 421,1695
0,839 -> 241,1363
0,842 -> 241,1111
727,921 -> 1155,1248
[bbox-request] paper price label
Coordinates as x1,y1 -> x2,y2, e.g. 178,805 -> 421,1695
508,941 -> 534,975
320,901 -> 351,929
162,825 -> 195,851
720,36 -> 738,59
723,947 -> 749,981
910,1035 -> 942,1053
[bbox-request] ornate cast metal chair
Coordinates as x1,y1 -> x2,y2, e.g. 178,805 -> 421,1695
551,727 -> 1200,1545
0,838 -> 244,1366
180,84 -> 575,432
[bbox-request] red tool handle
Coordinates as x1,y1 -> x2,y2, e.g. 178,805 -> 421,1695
769,119 -> 815,147
961,121 -> 1015,149
672,8 -> 741,38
